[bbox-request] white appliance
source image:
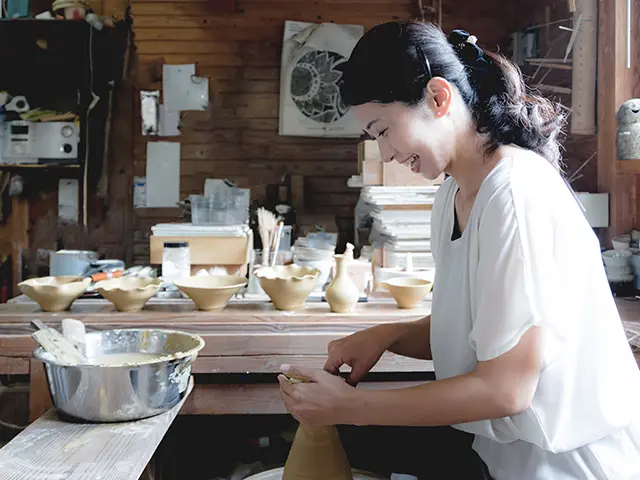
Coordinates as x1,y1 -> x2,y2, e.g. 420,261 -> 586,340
1,121 -> 80,164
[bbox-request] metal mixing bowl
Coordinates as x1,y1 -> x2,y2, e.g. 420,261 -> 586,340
33,328 -> 205,422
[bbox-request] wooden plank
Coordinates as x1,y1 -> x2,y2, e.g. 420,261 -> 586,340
0,355 -> 29,374
181,380 -> 426,415
616,160 -> 640,174
131,2 -> 410,16
268,144 -> 358,161
134,27 -> 283,42
132,14 -> 407,29
174,160 -> 357,178
29,360 -> 52,422
191,352 -> 433,374
135,41 -> 242,54
0,378 -> 193,480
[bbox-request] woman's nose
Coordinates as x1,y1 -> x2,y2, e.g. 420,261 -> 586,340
377,142 -> 396,163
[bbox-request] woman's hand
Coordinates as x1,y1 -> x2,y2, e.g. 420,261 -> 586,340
324,325 -> 392,386
278,365 -> 360,427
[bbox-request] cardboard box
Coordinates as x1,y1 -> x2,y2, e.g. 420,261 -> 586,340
150,231 -> 252,266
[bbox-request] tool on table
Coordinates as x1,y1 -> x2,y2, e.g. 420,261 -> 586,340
31,319 -> 87,365
61,318 -> 87,357
270,221 -> 284,267
257,207 -> 277,266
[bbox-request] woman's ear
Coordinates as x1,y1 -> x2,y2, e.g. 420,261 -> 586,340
425,78 -> 453,117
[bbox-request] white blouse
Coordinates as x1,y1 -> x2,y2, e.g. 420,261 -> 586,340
429,153 -> 640,479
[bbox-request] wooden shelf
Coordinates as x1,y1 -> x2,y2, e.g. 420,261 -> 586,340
0,164 -> 80,170
616,159 -> 640,174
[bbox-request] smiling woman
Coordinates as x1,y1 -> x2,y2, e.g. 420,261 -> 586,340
279,20 -> 640,480
339,22 -> 564,180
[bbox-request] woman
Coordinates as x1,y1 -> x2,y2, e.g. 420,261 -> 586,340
278,21 -> 640,479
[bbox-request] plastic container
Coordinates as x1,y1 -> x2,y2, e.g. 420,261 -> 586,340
162,242 -> 190,289
191,191 -> 249,226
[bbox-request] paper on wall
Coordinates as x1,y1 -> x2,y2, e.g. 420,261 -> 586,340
146,142 -> 180,208
163,64 -> 209,112
279,20 -> 364,138
159,104 -> 181,136
58,178 -> 79,223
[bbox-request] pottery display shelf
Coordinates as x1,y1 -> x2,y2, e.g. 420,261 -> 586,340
0,295 -> 433,421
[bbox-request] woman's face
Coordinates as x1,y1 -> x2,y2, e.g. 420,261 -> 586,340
351,83 -> 454,180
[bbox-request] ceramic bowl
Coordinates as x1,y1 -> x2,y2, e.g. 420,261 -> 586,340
255,265 -> 320,311
95,277 -> 163,312
174,275 -> 247,311
612,234 -> 631,251
602,249 -> 632,268
19,276 -> 91,312
384,277 -> 433,309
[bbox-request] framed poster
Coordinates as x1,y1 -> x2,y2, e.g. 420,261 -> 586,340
279,21 -> 364,138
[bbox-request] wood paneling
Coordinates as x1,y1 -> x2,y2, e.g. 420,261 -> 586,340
597,0 -> 640,241
128,0 -> 515,260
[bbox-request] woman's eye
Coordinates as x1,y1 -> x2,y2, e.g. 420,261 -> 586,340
379,128 -> 388,137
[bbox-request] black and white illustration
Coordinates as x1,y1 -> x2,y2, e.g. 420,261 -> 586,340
279,21 -> 364,137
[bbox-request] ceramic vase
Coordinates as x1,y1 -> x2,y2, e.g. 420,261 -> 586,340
325,254 -> 359,313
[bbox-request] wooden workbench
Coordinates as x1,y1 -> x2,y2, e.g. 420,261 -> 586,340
0,296 -> 434,421
1,296 -> 638,422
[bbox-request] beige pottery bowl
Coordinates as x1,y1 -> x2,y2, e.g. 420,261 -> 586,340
255,265 -> 320,311
174,275 -> 247,311
384,277 -> 433,309
95,277 -> 163,312
19,276 -> 91,312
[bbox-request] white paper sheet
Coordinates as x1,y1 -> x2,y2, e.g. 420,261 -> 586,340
159,104 -> 180,136
58,178 -> 79,222
146,142 -> 180,208
163,64 -> 209,112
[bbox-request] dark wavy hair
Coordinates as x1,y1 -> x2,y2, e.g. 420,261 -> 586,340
339,21 -> 565,170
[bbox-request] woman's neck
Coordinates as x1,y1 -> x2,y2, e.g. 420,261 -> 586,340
447,140 -> 523,199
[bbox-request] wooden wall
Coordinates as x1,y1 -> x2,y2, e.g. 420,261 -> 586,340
597,0 -> 640,240
127,0 -> 517,262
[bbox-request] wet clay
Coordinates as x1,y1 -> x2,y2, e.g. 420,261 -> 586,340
282,374 -> 352,480
90,352 -> 165,366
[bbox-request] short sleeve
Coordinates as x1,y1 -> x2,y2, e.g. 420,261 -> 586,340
468,170 -> 562,362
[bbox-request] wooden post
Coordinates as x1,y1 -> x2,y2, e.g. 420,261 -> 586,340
10,197 -> 29,297
29,359 -> 52,423
597,0 -> 640,243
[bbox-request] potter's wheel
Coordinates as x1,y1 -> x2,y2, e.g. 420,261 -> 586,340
244,467 -> 386,479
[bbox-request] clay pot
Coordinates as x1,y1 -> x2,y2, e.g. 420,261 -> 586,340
174,275 -> 247,311
282,423 -> 353,480
384,277 -> 432,309
256,265 -> 320,311
18,276 -> 90,312
95,277 -> 163,312
325,254 -> 359,313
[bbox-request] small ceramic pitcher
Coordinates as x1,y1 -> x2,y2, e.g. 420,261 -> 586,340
325,253 -> 359,313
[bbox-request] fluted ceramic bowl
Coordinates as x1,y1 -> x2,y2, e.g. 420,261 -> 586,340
18,276 -> 91,312
95,277 -> 163,312
255,265 -> 320,311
